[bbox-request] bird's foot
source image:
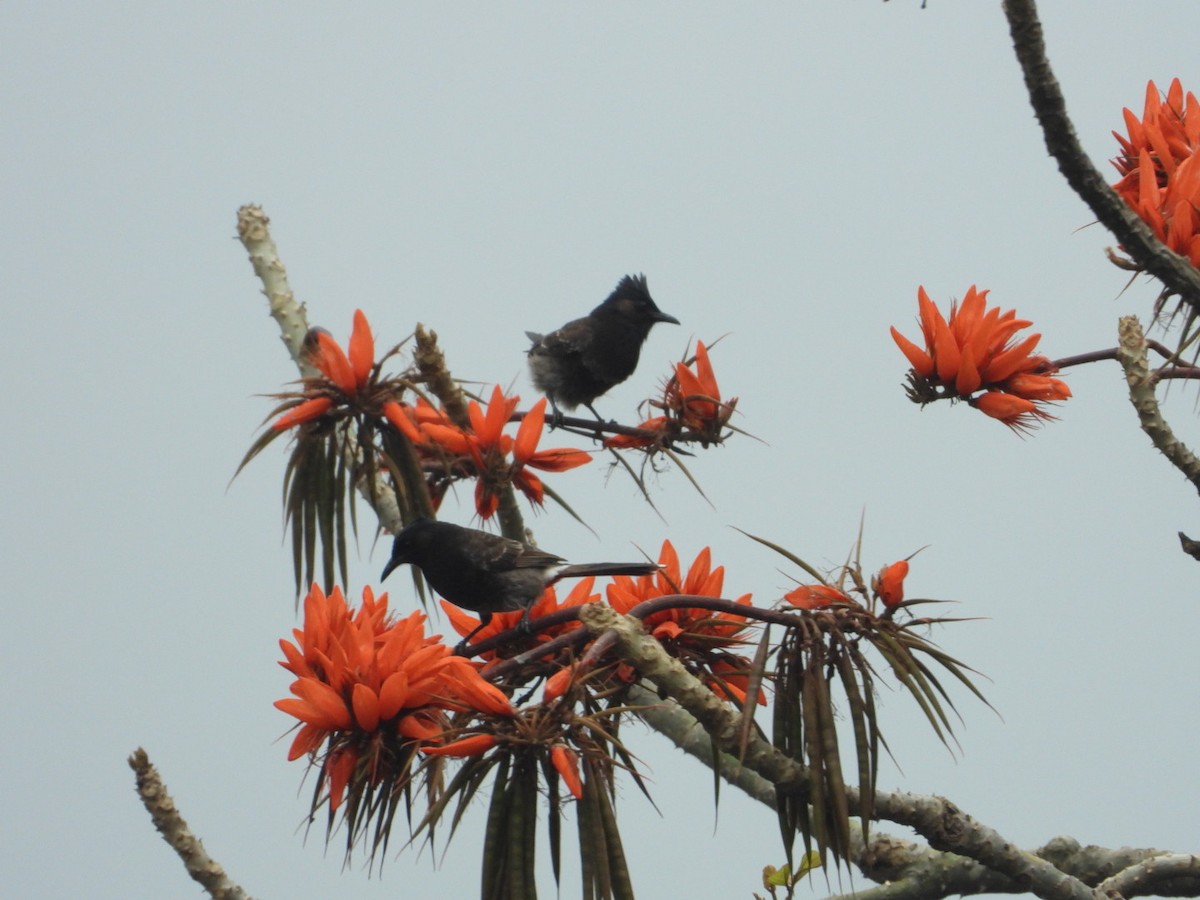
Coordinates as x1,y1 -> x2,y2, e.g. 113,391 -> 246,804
583,403 -> 617,427
516,608 -> 535,635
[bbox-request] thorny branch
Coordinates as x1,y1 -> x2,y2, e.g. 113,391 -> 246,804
236,205 -> 402,535
1002,0 -> 1200,312
577,604 -> 1200,900
129,748 -> 254,900
1116,316 -> 1200,494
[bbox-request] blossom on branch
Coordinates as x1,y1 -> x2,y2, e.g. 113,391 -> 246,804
607,540 -> 750,643
383,386 -> 591,519
441,577 -> 600,662
602,340 -> 737,450
601,416 -> 672,450
871,559 -> 909,610
608,540 -> 763,705
241,309 -> 418,594
784,583 -> 852,611
891,285 -> 1070,433
662,340 -> 737,442
1111,78 -> 1200,267
270,310 -> 381,431
275,583 -> 512,849
550,744 -> 584,800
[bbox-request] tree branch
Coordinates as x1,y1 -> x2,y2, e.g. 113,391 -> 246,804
1116,315 -> 1200,495
577,604 -> 1098,900
236,204 -> 402,533
1002,0 -> 1200,309
623,682 -> 780,809
129,748 -> 254,900
236,205 -> 315,371
1098,852 -> 1200,898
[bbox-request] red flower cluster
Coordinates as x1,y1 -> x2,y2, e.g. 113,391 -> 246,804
607,541 -> 750,643
273,310 -> 376,431
384,386 -> 591,518
275,584 -> 512,811
1111,78 -> 1200,266
891,286 -> 1071,432
785,559 -> 910,614
664,340 -> 736,439
442,577 -> 601,662
604,341 -> 735,449
608,540 -> 762,705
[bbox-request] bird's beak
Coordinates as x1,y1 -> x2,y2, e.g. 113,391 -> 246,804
654,309 -> 680,325
380,557 -> 402,581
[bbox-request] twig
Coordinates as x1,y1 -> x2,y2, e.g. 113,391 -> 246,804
128,748 -> 254,900
1097,852 -> 1200,898
236,205 -> 314,370
1116,316 -> 1200,495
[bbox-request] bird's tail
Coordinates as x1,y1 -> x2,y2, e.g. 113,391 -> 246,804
555,562 -> 660,581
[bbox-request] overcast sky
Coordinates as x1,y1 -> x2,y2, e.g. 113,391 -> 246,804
4,3 -> 1198,898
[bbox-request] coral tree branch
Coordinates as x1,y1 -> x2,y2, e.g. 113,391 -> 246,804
1002,0 -> 1200,308
577,604 -> 1095,900
129,748 -> 254,900
236,205 -> 314,372
1116,316 -> 1200,494
236,205 -> 402,532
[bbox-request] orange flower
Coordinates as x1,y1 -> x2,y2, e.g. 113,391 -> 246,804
871,560 -> 909,610
972,390 -> 1052,434
550,744 -> 584,800
441,577 -> 600,661
542,664 -> 577,703
382,387 -> 590,519
419,733 -> 498,758
607,540 -> 752,646
270,310 -> 380,431
1111,79 -> 1200,266
275,583 -> 513,812
381,398 -> 458,447
662,341 -> 737,440
272,397 -> 334,431
1003,373 -> 1073,402
891,286 -> 1070,431
606,541 -> 759,706
507,395 -> 592,505
705,656 -> 767,706
304,312 -> 375,395
784,583 -> 852,611
602,416 -> 672,450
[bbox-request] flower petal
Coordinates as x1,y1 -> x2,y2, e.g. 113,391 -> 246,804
348,309 -> 375,390
272,397 -> 335,431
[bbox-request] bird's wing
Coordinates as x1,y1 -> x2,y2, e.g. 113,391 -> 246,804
530,317 -> 593,358
479,534 -> 566,572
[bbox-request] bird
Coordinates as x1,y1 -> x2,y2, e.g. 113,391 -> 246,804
526,274 -> 679,419
380,518 -> 660,647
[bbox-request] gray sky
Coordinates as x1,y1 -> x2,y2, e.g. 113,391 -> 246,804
4,3 -> 1198,897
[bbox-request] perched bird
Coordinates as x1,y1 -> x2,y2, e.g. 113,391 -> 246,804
380,518 -> 659,647
527,274 -> 679,418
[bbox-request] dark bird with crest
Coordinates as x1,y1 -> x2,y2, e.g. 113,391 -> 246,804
380,518 -> 660,647
526,274 -> 679,419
